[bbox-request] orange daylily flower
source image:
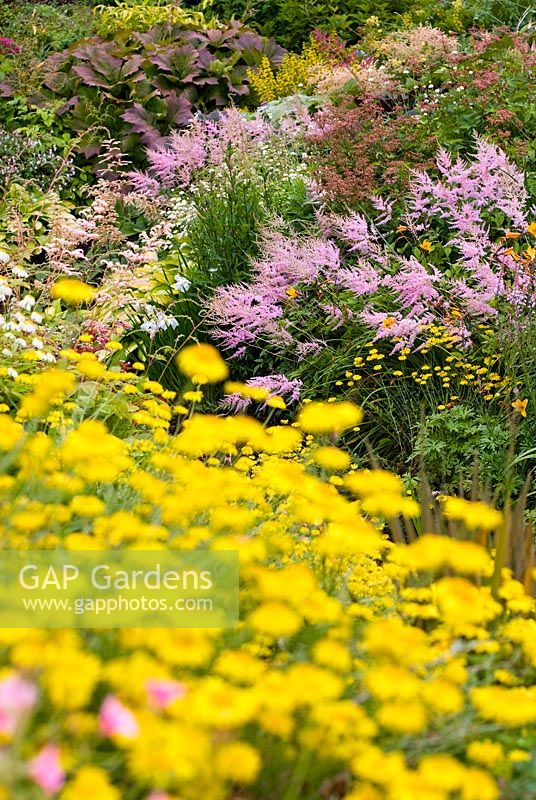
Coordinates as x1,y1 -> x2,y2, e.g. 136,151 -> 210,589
511,399 -> 528,417
527,222 -> 536,236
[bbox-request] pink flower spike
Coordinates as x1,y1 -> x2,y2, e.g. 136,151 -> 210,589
146,678 -> 187,709
29,744 -> 65,795
99,695 -> 139,739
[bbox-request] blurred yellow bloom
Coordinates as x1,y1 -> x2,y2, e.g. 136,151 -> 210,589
19,369 -> 75,419
214,741 -> 261,783
471,686 -> 536,726
298,400 -> 363,434
377,700 -> 428,733
467,740 -> 504,768
176,343 -> 229,384
60,766 -> 120,800
442,497 -> 502,531
312,446 -> 351,471
249,602 -> 303,637
52,279 -> 96,305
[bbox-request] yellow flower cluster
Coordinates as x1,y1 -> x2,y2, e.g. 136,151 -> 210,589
248,41 -> 324,103
339,326 -> 515,412
0,357 -> 534,800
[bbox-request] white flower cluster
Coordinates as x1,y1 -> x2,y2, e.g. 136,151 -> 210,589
137,304 -> 179,337
0,250 -> 55,365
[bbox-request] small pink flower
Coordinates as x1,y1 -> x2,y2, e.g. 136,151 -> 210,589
0,37 -> 20,55
146,678 -> 187,709
99,695 -> 139,739
147,793 -> 170,800
29,744 -> 65,795
0,674 -> 37,735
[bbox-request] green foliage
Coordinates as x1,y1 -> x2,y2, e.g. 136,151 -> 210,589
186,0 -> 429,48
188,167 -> 265,286
0,99 -> 92,203
94,1 -> 212,37
405,0 -> 535,30
412,405 -> 510,495
0,2 -> 97,100
422,33 -> 536,193
310,32 -> 536,212
0,3 -> 96,59
184,0 -> 535,49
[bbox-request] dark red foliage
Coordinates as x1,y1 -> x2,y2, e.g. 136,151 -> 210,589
307,101 -> 436,208
473,70 -> 501,90
311,29 -> 357,68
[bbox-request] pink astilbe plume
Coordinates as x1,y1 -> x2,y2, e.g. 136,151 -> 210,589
334,213 -> 389,267
338,260 -> 380,296
207,138 -> 534,358
208,283 -> 285,353
383,256 -> 440,314
147,126 -> 207,188
129,108 -> 275,192
207,232 -> 341,355
221,373 -> 303,413
398,136 -> 531,327
406,137 -> 528,233
372,196 -> 394,226
127,171 -> 161,196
